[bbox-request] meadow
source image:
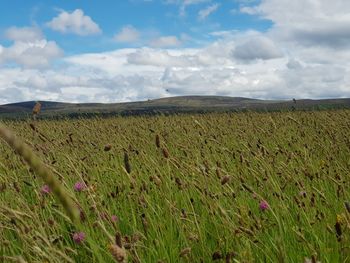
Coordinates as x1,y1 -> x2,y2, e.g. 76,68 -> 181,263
0,110 -> 350,262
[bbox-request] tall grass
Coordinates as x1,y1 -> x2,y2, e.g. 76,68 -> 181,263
0,110 -> 350,262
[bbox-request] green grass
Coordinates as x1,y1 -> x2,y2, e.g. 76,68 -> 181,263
1,110 -> 350,262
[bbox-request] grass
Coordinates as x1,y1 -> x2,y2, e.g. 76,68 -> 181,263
0,110 -> 350,262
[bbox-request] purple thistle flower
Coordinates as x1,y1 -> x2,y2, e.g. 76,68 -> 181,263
111,215 -> 118,222
41,185 -> 51,195
259,200 -> 269,211
74,181 -> 86,192
72,232 -> 86,244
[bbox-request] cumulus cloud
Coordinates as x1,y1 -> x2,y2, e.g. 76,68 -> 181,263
198,3 -> 220,21
114,25 -> 140,43
127,48 -> 198,67
233,36 -> 283,61
241,0 -> 350,48
0,27 -> 63,68
5,26 -> 43,42
149,36 -> 181,47
46,9 -> 101,36
1,38 -> 350,104
3,40 -> 63,68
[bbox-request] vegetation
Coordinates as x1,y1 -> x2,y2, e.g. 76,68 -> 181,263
1,110 -> 350,262
1,96 -> 350,120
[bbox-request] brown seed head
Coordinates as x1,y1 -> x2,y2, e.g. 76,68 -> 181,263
104,144 -> 112,151
162,147 -> 169,158
124,151 -> 131,174
345,202 -> 350,214
221,175 -> 231,185
179,247 -> 191,257
32,102 -> 41,114
155,134 -> 161,148
109,244 -> 127,263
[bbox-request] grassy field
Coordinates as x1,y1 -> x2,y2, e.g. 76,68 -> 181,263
1,110 -> 350,262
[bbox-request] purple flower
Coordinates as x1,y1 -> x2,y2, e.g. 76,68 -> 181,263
111,215 -> 118,222
259,200 -> 269,211
74,181 -> 86,192
41,185 -> 51,195
72,232 -> 86,244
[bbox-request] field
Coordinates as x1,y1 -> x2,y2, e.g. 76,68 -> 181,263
1,110 -> 350,262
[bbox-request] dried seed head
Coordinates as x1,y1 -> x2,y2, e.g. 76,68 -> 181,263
221,175 -> 231,185
188,233 -> 199,242
115,232 -> 123,247
104,144 -> 112,151
109,244 -> 127,263
216,168 -> 221,178
175,177 -> 183,188
124,151 -> 131,174
32,102 -> 41,116
155,134 -> 161,148
179,247 -> 191,257
29,123 -> 36,131
212,251 -> 223,260
345,202 -> 350,214
334,221 -> 342,242
162,147 -> 169,159
150,175 -> 161,186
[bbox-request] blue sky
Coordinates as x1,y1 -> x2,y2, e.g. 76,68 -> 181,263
0,0 -> 350,103
0,0 -> 271,53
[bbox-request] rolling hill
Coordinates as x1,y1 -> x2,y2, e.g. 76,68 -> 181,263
1,96 -> 350,119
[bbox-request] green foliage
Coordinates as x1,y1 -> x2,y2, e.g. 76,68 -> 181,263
1,110 -> 350,262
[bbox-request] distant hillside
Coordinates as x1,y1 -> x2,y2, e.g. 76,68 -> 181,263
1,96 -> 350,119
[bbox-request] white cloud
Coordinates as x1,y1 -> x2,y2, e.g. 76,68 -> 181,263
149,36 -> 181,47
127,48 -> 196,67
241,0 -> 350,48
46,9 -> 101,36
114,25 -> 140,43
198,3 -> 220,21
233,36 -> 283,61
3,40 -> 63,68
1,37 -> 350,104
0,27 -> 63,68
5,26 -> 43,42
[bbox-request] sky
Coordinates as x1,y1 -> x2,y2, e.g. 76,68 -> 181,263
0,0 -> 350,104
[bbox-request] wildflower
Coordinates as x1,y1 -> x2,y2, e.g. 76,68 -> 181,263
111,215 -> 118,222
259,200 -> 269,211
72,232 -> 86,244
41,185 -> 51,195
74,181 -> 86,192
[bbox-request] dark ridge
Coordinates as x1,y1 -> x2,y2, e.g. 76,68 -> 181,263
1,96 -> 350,119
